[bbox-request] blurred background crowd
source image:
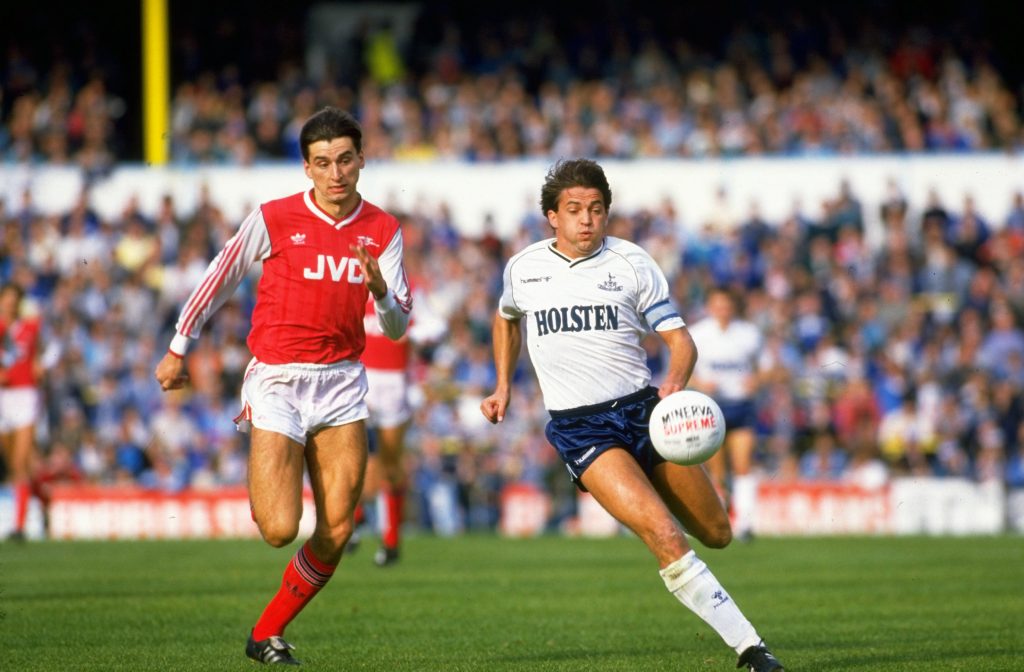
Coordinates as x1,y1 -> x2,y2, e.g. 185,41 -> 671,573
2,1 -> 1023,533
3,2 -> 1023,169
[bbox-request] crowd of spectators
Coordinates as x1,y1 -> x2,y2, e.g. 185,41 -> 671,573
3,4 -> 1024,533
3,5 -> 1023,169
2,174 -> 1023,533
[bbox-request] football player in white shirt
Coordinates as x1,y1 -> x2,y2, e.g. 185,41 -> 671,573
481,159 -> 783,672
688,287 -> 765,540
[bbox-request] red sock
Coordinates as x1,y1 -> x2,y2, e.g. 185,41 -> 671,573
380,487 -> 404,550
14,481 -> 29,532
252,541 -> 336,640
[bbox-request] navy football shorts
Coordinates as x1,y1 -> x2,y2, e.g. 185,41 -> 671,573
717,398 -> 756,430
545,386 -> 664,491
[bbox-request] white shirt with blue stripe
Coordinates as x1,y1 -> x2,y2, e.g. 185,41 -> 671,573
498,236 -> 685,411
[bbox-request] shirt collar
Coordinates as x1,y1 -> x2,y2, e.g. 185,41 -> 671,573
547,238 -> 607,266
303,189 -> 364,229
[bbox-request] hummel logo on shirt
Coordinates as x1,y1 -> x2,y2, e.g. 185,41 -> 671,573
290,233 -> 306,245
597,273 -> 622,291
520,276 -> 552,284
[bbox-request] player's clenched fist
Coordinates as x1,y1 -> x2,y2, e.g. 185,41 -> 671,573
154,352 -> 189,391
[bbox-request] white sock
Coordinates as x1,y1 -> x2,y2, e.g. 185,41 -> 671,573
375,492 -> 387,536
660,551 -> 762,654
732,474 -> 757,536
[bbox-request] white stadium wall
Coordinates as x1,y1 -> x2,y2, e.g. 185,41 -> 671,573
3,153 -> 1023,241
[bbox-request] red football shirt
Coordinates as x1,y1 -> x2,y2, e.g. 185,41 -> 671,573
174,190 -> 411,364
0,316 -> 41,388
362,294 -> 410,371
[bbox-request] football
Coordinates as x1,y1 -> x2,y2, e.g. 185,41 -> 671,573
648,390 -> 726,465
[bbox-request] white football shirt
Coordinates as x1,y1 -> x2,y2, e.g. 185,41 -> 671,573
687,317 -> 762,401
498,236 -> 684,411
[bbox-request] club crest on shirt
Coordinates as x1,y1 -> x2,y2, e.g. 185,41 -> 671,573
597,273 -> 622,291
356,235 -> 379,248
290,233 -> 306,245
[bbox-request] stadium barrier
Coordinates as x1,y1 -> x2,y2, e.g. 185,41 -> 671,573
3,153 -> 1022,241
755,478 -> 1006,536
499,483 -> 550,537
3,479 -> 1010,540
499,486 -> 621,538
502,478 -> 1009,539
1009,489 -> 1024,532
42,485 -> 316,540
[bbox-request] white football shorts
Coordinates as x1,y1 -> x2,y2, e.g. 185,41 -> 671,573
0,387 -> 40,432
235,358 -> 369,446
364,368 -> 411,429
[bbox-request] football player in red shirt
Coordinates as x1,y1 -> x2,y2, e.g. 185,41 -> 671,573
359,294 -> 413,566
155,108 -> 411,665
0,283 -> 43,542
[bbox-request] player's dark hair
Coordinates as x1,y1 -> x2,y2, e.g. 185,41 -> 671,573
0,283 -> 24,303
540,159 -> 612,215
708,284 -> 745,314
299,107 -> 363,161
708,284 -> 737,303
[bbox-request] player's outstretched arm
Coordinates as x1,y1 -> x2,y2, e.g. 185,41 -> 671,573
657,326 -> 698,398
481,313 -> 521,423
169,206 -> 270,358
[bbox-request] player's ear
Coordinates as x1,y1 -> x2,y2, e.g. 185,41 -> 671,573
545,209 -> 558,229
303,160 -> 313,179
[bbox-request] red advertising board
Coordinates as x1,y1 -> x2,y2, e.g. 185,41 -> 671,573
41,478 -> 1004,539
47,486 -> 316,540
754,481 -> 893,535
499,483 -> 550,537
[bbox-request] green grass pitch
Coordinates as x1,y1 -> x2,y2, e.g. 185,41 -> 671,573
2,534 -> 1022,670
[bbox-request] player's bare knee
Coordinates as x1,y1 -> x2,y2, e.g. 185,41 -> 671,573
262,531 -> 297,548
259,519 -> 300,548
700,521 -> 733,549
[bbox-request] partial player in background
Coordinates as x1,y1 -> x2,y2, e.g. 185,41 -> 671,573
0,283 -> 43,542
30,440 -> 83,537
359,292 -> 412,567
356,280 -> 443,566
155,108 -> 411,665
481,159 -> 783,672
687,287 -> 765,541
